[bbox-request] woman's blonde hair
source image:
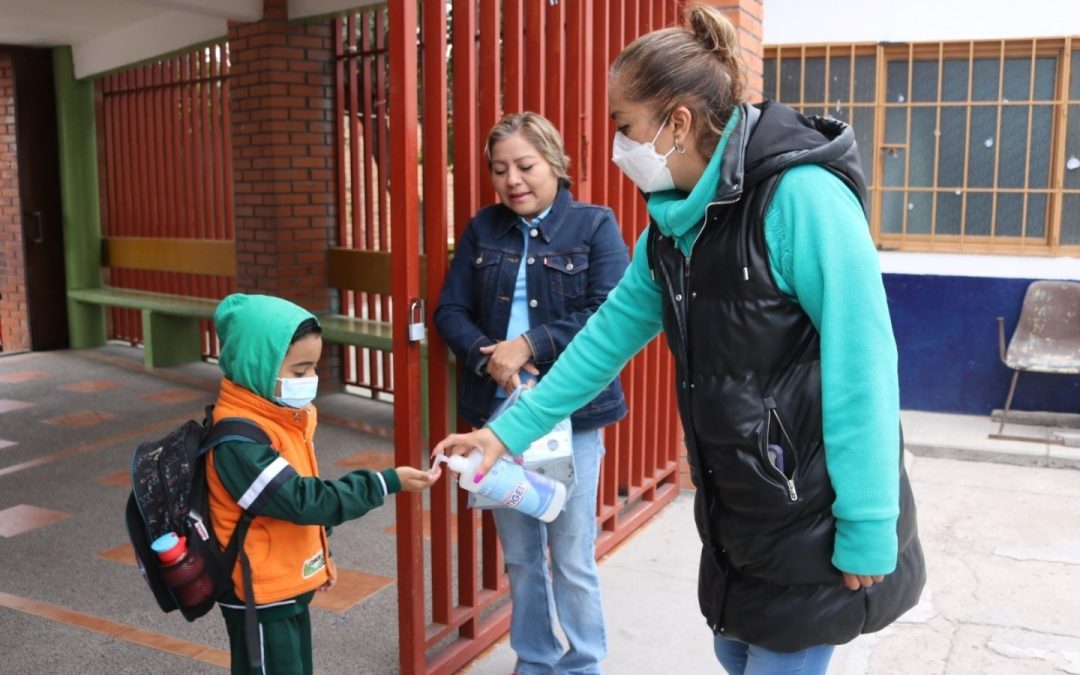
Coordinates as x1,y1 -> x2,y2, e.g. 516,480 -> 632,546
610,4 -> 747,160
485,112 -> 572,188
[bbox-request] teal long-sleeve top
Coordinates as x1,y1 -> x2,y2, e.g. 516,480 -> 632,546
489,145 -> 901,577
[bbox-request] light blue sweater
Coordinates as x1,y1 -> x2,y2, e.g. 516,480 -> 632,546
489,119 -> 901,577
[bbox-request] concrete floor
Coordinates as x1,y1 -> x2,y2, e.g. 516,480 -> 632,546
2,345 -> 1078,674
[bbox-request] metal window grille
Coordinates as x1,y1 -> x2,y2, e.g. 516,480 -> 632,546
765,38 -> 1080,255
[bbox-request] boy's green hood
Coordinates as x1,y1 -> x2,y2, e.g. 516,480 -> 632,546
214,294 -> 318,401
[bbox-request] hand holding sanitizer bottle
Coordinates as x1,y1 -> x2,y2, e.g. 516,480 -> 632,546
433,449 -> 566,522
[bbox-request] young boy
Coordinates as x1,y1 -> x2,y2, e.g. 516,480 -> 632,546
207,293 -> 438,674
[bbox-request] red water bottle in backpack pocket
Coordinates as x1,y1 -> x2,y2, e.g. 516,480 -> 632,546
151,532 -> 215,609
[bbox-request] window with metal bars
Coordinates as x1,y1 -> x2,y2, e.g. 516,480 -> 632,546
764,39 -> 1080,255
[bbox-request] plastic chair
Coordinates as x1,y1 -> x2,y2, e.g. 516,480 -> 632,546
995,280 -> 1080,435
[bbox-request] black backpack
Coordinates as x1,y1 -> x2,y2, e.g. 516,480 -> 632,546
125,405 -> 276,669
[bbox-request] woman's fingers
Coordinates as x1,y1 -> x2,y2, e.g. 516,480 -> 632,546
505,372 -> 521,393
430,433 -> 475,461
841,572 -> 886,590
476,435 -> 508,475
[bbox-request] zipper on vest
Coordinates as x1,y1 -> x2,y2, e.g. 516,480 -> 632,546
763,397 -> 798,502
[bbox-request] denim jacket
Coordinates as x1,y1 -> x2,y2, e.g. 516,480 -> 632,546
435,187 -> 630,430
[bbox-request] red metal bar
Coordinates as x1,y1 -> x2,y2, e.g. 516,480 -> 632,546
348,15 -> 362,251
210,50 -> 225,244
564,1 -> 588,200
150,63 -> 164,242
452,0 -> 478,237
345,15 -> 360,382
222,46 -> 236,317
477,0 -> 500,208
524,0 -> 544,114
376,10 -> 393,393
503,0 -> 523,113
334,17 -> 352,381
544,0 -> 565,130
449,0 -> 480,640
119,68 -> 136,338
198,48 -> 213,304
589,1 -> 609,230
603,0 -> 626,523
387,5 -> 424,674
360,12 -> 378,391
421,0 -> 453,628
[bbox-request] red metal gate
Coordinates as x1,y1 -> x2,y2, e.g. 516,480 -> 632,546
97,45 -> 235,355
347,2 -> 688,672
333,9 -> 395,397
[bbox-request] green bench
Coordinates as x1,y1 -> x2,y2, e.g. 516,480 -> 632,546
66,237 -> 233,367
68,238 -> 425,368
68,285 -> 219,367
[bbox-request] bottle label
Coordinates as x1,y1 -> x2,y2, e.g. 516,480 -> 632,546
476,459 -> 559,519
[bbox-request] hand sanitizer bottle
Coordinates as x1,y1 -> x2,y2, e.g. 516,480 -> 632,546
435,450 -> 566,522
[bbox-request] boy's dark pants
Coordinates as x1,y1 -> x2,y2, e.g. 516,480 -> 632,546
220,591 -> 315,675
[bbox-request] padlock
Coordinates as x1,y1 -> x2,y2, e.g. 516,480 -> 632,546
408,298 -> 426,342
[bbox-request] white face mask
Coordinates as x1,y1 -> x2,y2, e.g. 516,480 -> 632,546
276,375 -> 318,409
611,117 -> 676,193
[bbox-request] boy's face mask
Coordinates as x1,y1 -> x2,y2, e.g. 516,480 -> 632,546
276,376 -> 318,409
611,116 -> 676,193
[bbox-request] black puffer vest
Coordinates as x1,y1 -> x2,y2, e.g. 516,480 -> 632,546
648,101 -> 925,652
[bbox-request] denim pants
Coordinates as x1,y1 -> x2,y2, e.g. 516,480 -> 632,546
492,428 -> 606,675
714,634 -> 835,675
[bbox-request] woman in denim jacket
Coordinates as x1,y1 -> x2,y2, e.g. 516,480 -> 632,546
435,112 -> 629,675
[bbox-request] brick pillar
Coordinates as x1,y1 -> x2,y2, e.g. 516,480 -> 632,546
228,0 -> 340,383
701,0 -> 765,101
228,0 -> 337,312
0,55 -> 29,352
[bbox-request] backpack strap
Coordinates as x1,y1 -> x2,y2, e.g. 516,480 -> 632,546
203,415 -> 293,672
229,511 -> 262,671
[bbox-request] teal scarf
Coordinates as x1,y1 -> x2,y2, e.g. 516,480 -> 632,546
646,107 -> 742,255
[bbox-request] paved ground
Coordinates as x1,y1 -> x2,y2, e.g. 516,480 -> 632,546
465,451 -> 1080,675
2,345 -> 1078,674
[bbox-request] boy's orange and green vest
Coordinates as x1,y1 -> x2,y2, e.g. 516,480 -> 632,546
208,293 -> 402,605
209,377 -> 334,602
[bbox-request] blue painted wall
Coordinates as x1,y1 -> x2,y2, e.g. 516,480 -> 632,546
884,273 -> 1080,414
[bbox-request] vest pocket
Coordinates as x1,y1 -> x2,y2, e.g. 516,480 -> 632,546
762,396 -> 799,501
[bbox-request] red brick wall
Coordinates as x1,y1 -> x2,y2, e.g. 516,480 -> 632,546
698,0 -> 765,101
228,0 -> 338,314
0,55 -> 28,352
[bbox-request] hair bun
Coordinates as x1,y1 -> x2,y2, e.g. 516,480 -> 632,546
686,5 -> 739,62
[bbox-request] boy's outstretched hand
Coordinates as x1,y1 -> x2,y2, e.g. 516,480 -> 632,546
396,465 -> 441,492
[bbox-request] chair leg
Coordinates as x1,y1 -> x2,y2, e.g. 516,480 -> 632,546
997,370 -> 1021,435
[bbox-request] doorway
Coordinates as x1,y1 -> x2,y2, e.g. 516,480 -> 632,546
11,48 -> 68,351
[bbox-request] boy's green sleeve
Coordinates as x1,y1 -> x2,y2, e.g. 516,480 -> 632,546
213,441 -> 400,526
489,231 -> 665,453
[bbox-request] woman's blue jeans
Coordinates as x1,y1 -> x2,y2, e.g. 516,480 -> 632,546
714,634 -> 835,675
492,428 -> 606,675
